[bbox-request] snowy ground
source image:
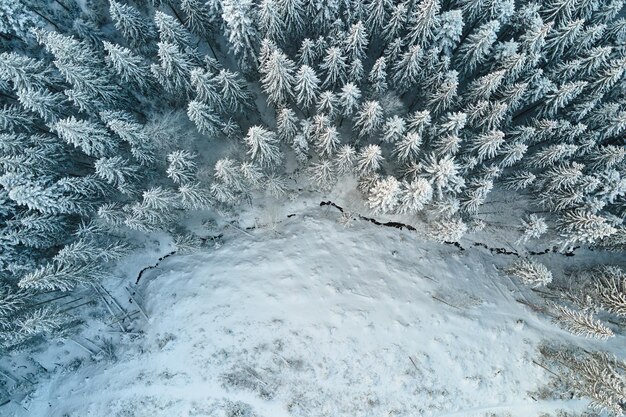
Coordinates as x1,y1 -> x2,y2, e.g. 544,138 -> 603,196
6,202 -> 607,416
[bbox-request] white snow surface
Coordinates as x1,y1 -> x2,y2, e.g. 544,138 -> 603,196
12,205 -> 594,416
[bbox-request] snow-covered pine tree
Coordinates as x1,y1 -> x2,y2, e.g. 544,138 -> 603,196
276,107 -> 299,143
109,0 -> 156,48
52,117 -> 117,157
398,178 -> 433,214
258,0 -> 285,42
344,21 -> 368,62
553,305 -> 614,340
180,0 -> 214,37
103,42 -> 153,92
365,0 -> 391,35
369,57 -> 388,96
320,46 -> 348,88
407,0 -> 441,47
187,100 -> 221,136
357,144 -> 383,173
245,126 -> 282,167
505,259 -> 553,288
260,49 -> 296,106
353,100 -> 383,138
295,65 -> 321,110
455,20 -> 500,73
338,82 -> 361,117
392,44 -> 423,93
221,0 -> 258,72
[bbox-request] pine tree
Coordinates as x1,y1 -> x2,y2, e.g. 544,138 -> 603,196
222,0 -> 259,72
52,117 -> 117,157
398,178 -> 433,214
260,49 -> 296,106
392,44 -> 423,92
316,91 -> 339,118
167,150 -> 198,184
0,105 -> 31,132
0,52 -> 51,91
103,42 -> 153,91
592,266 -> 626,318
455,20 -> 500,73
187,100 -> 221,136
216,69 -> 252,112
190,67 -> 222,110
407,110 -> 433,134
320,46 -> 348,88
369,57 -> 388,96
428,217 -> 468,242
470,130 -> 505,163
155,11 -> 193,48
16,88 -> 64,122
365,0 -> 391,35
559,210 -> 617,248
368,176 -> 400,214
393,132 -> 422,162
309,0 -> 341,34
109,0 -> 156,47
519,214 -> 549,243
178,182 -> 212,209
36,30 -> 122,107
545,19 -> 585,60
315,125 -> 340,157
407,0 -> 441,46
152,41 -> 194,95
297,38 -> 317,66
308,160 -> 336,190
347,58 -> 364,84
240,161 -> 264,188
94,156 -> 140,194
382,116 -> 405,144
278,0 -> 305,35
295,65 -> 321,109
499,142 -> 528,168
276,107 -> 299,143
437,10 -> 464,56
344,21 -> 368,61
180,0 -> 214,36
382,2 -> 408,42
529,143 -> 579,168
353,100 -> 383,138
214,158 -> 244,191
428,70 -> 458,115
141,187 -> 180,211
542,81 -> 586,117
553,305 -> 614,340
103,112 -> 155,165
505,259 -> 553,288
465,70 -> 506,102
19,261 -> 105,292
422,153 -> 465,196
258,0 -> 285,42
245,126 -> 282,167
334,144 -> 356,174
338,82 -> 361,117
357,144 -> 383,173
503,171 -> 537,190
384,37 -> 404,62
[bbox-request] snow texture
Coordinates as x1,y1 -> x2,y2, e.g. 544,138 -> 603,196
10,207 -> 600,417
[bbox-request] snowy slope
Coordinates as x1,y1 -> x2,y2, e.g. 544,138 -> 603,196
12,207 -> 594,417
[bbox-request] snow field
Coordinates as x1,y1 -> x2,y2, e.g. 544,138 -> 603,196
19,209 -> 587,417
